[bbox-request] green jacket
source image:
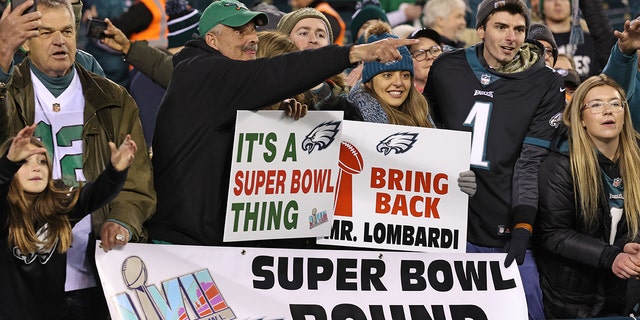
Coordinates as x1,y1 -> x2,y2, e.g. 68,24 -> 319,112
125,40 -> 173,88
0,60 -> 156,241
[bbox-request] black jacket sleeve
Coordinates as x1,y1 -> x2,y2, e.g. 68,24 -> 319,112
511,143 -> 549,227
125,41 -> 173,88
0,155 -> 21,204
536,152 -> 611,268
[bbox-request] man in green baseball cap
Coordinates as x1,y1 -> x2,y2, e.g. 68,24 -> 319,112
199,0 -> 268,36
147,0 -> 420,250
198,0 -> 269,60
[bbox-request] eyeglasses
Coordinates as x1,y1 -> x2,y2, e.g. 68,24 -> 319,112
543,47 -> 554,58
582,100 -> 626,115
411,46 -> 443,61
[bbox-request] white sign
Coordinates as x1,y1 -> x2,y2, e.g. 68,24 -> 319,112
318,121 -> 471,253
96,243 -> 527,320
225,111 -> 343,242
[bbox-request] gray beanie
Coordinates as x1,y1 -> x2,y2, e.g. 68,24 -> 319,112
277,8 -> 333,43
528,22 -> 558,66
476,0 -> 531,36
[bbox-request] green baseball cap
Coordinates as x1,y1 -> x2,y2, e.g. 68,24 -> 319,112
198,0 -> 269,36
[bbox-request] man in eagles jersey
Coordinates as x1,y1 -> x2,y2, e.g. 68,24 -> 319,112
424,0 -> 565,319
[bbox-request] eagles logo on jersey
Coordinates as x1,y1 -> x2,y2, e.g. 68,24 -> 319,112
12,223 -> 57,265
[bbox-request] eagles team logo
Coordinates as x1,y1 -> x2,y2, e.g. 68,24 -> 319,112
301,121 -> 341,154
223,1 -> 247,10
613,177 -> 622,188
376,132 -> 418,155
13,223 -> 57,265
549,112 -> 563,128
481,74 -> 491,85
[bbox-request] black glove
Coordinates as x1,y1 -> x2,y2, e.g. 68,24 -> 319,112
503,228 -> 531,267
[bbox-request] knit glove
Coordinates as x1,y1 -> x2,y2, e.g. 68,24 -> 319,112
503,228 -> 531,267
457,170 -> 476,196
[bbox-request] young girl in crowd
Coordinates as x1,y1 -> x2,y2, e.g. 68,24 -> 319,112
536,74 -> 640,318
0,124 -> 137,320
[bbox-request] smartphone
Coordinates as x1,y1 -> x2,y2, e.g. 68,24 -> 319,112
87,19 -> 108,40
11,0 -> 37,14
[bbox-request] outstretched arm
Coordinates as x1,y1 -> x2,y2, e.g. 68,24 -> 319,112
349,38 -> 418,64
101,18 -> 173,88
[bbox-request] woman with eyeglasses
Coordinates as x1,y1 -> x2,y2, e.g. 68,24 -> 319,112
535,74 -> 640,318
407,28 -> 443,93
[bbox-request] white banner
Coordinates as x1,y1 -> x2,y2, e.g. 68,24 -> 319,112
225,111 -> 343,242
318,121 -> 471,253
96,243 -> 527,320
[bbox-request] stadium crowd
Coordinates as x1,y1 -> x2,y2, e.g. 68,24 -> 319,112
2,0 -> 640,318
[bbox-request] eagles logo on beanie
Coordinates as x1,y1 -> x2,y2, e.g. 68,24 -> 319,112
361,21 -> 413,84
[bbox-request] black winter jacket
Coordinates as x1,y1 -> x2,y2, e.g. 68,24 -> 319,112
535,133 -> 635,318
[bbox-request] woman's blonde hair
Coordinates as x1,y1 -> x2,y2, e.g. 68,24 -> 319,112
0,137 -> 80,254
564,74 -> 640,238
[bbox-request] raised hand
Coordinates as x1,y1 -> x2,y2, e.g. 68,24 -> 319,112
614,18 -> 640,55
6,124 -> 47,163
109,134 -> 137,172
344,63 -> 363,87
100,18 -> 131,54
0,0 -> 42,72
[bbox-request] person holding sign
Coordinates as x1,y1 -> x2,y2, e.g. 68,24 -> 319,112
424,1 -> 565,319
147,0 -> 419,246
0,124 -> 136,320
348,21 -> 433,128
536,75 -> 640,318
346,20 -> 476,195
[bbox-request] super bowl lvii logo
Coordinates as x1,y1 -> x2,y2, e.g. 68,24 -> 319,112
112,256 -> 236,320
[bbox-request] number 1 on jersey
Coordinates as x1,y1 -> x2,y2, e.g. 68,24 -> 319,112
464,101 -> 491,169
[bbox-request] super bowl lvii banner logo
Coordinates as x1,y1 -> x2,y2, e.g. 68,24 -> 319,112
113,256 -> 235,319
96,244 -> 529,320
